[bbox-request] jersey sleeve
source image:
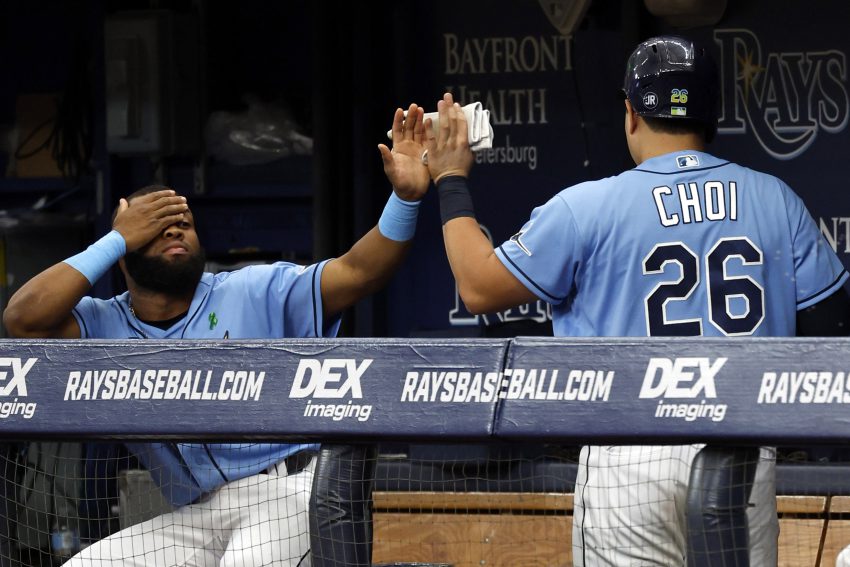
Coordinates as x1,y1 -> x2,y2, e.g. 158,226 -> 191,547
250,260 -> 341,338
787,186 -> 849,309
494,194 -> 582,304
71,296 -> 110,338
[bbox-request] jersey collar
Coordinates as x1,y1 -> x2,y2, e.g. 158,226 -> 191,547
633,150 -> 729,175
120,272 -> 214,338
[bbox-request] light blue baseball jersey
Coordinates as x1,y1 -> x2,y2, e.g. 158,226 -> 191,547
72,261 -> 340,505
495,150 -> 848,337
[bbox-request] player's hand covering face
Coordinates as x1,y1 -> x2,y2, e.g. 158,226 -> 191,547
113,189 -> 190,253
378,103 -> 430,202
117,191 -> 206,295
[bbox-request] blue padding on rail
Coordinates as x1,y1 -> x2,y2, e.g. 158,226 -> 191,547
0,338 -> 507,439
375,459 -> 850,497
375,458 -> 850,497
0,337 -> 848,442
499,337 -> 850,444
775,464 -> 850,496
374,459 -> 578,493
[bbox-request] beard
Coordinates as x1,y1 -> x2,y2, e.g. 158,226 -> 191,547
124,247 -> 207,296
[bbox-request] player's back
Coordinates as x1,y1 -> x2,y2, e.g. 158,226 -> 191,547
549,150 -> 846,337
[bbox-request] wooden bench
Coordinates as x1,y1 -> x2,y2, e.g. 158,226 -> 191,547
371,492 -> 850,567
822,496 -> 850,567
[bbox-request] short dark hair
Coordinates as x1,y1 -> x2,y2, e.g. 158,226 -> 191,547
642,116 -> 708,141
110,184 -> 178,223
126,184 -> 174,202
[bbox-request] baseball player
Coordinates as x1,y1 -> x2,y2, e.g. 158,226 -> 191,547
419,36 -> 850,566
2,103 -> 431,566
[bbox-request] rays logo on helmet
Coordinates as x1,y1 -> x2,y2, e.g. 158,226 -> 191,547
642,92 -> 658,110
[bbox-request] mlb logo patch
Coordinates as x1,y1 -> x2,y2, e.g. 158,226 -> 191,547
676,155 -> 700,168
671,107 -> 687,116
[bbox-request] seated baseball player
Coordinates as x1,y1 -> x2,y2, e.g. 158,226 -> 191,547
2,103 -> 432,567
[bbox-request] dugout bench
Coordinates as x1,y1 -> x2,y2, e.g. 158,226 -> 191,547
113,463 -> 850,567
370,458 -> 850,567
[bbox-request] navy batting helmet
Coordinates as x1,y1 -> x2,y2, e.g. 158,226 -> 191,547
623,36 -> 719,141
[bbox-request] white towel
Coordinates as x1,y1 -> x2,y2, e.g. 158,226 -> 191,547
386,102 -> 494,151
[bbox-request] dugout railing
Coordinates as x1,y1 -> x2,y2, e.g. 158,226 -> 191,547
0,337 -> 849,566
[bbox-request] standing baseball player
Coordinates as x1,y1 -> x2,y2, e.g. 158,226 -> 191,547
2,104 -> 430,566
418,36 -> 850,565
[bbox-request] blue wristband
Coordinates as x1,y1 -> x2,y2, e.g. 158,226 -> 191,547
64,230 -> 127,285
378,192 -> 421,242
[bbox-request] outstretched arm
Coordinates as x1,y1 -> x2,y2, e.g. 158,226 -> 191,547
2,190 -> 188,338
320,103 -> 431,319
425,93 -> 536,314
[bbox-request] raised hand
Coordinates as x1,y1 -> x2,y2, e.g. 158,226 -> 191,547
425,92 -> 475,183
112,189 -> 189,252
378,103 -> 431,202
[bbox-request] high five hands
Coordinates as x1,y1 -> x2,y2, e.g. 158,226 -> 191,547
378,103 -> 431,202
379,93 -> 475,197
423,92 -> 475,183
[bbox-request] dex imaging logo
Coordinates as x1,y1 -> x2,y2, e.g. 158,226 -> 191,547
0,358 -> 36,396
289,359 -> 373,421
0,358 -> 38,419
640,357 -> 728,422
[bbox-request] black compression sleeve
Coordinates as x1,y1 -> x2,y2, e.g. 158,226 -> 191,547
796,287 -> 850,336
437,175 -> 476,224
